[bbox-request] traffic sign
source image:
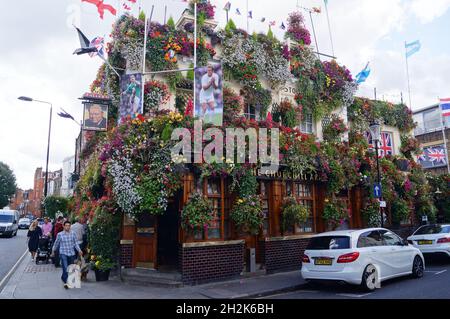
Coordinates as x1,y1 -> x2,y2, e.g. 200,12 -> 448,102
379,201 -> 386,208
373,184 -> 382,198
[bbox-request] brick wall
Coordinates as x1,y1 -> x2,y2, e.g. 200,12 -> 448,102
120,244 -> 133,268
180,242 -> 244,285
264,238 -> 310,273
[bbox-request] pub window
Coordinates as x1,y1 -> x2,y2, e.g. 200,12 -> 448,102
300,113 -> 313,134
192,178 -> 223,241
284,181 -> 315,234
244,104 -> 258,121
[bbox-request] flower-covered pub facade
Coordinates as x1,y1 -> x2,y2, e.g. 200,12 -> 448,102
74,3 -> 435,285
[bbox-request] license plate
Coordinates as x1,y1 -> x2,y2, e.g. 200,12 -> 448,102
418,240 -> 433,245
314,258 -> 333,266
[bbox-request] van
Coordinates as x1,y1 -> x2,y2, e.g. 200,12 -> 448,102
0,210 -> 20,238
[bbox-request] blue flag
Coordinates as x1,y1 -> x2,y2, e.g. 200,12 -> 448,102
248,10 -> 252,19
406,40 -> 421,58
355,62 -> 371,84
236,8 -> 241,15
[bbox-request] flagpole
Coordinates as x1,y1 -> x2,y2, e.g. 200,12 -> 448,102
438,97 -> 450,174
324,0 -> 335,57
141,5 -> 154,115
405,41 -> 413,111
308,10 -> 320,61
246,0 -> 249,33
193,1 -> 197,118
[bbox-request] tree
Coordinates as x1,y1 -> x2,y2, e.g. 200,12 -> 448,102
43,196 -> 69,219
0,162 -> 16,209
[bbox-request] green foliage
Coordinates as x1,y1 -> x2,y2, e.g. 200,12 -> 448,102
323,199 -> 349,229
88,207 -> 121,270
230,196 -> 264,235
225,19 -> 237,34
43,196 -> 69,220
281,197 -> 310,232
230,168 -> 257,198
181,193 -> 214,230
187,63 -> 195,81
138,11 -> 146,22
428,174 -> 450,222
136,176 -> 166,215
362,198 -> 381,227
267,27 -> 274,40
0,162 -> 16,208
167,16 -> 176,29
391,198 -> 410,225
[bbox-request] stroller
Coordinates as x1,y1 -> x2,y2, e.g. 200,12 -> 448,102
36,236 -> 52,264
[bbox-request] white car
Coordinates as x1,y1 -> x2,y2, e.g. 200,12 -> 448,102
407,224 -> 450,257
301,228 -> 425,291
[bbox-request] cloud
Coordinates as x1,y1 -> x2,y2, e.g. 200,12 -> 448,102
409,0 -> 450,24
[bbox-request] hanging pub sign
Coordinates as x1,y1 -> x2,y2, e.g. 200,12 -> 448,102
79,93 -> 111,132
194,62 -> 223,126
119,72 -> 143,123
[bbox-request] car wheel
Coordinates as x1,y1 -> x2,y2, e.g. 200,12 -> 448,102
361,265 -> 378,292
412,256 -> 424,278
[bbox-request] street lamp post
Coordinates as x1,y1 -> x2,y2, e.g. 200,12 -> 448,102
18,97 -> 53,212
369,121 -> 384,228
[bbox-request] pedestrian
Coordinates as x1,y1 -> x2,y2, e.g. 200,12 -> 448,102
40,217 -> 53,238
70,217 -> 85,253
52,216 -> 64,267
27,220 -> 42,261
51,221 -> 83,289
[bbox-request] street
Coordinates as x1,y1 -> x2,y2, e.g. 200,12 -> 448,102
0,229 -> 28,284
260,256 -> 450,299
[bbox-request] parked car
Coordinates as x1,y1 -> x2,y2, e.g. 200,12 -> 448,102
0,209 -> 20,238
18,218 -> 31,229
301,228 -> 425,291
407,224 -> 450,258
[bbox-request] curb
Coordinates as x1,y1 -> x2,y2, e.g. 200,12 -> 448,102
0,249 -> 28,294
230,283 -> 308,299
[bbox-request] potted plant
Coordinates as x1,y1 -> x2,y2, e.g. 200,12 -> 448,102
394,156 -> 411,172
90,255 -> 115,281
391,198 -> 410,226
230,195 -> 264,235
181,193 -> 214,234
281,197 -> 310,232
323,199 -> 349,231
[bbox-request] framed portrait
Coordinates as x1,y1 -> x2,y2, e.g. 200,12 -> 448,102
82,103 -> 108,131
119,72 -> 143,123
194,62 -> 223,126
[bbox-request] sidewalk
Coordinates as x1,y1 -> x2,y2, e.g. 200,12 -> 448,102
0,254 -> 305,299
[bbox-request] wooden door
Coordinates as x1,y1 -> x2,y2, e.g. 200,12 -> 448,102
134,214 -> 157,269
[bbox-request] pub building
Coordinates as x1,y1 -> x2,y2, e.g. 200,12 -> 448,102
76,9 -> 418,285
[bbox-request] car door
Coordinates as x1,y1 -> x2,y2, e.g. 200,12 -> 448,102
356,230 -> 386,277
380,230 -> 411,276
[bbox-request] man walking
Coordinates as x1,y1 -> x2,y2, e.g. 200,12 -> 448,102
51,221 -> 83,289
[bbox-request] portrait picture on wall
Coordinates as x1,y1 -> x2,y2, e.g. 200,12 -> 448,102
82,103 -> 108,131
119,72 -> 143,122
194,62 -> 223,126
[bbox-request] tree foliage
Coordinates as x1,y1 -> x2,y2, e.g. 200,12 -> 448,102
0,162 -> 16,209
43,196 -> 69,219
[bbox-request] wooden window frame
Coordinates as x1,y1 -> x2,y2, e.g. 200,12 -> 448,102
258,180 -> 272,238
282,180 -> 317,235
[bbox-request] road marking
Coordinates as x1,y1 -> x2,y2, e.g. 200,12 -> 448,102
336,293 -> 373,298
434,270 -> 447,275
0,249 -> 28,292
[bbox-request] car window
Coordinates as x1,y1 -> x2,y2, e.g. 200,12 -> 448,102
414,225 -> 450,235
307,236 -> 351,250
380,231 -> 402,246
357,231 -> 383,248
0,215 -> 14,223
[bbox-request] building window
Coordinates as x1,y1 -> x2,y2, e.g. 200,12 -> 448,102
192,178 -> 223,241
300,113 -> 313,134
366,132 -> 394,157
244,104 -> 259,121
284,181 -> 315,234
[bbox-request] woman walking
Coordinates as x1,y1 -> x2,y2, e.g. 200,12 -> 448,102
27,220 -> 42,261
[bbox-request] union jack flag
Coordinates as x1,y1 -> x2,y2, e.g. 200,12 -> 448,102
88,36 -> 105,58
366,132 -> 393,158
427,147 -> 447,164
417,151 -> 427,162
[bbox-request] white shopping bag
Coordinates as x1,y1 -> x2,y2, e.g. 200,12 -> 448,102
67,264 -> 81,289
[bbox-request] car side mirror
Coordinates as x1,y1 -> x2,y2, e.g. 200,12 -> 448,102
403,239 -> 409,246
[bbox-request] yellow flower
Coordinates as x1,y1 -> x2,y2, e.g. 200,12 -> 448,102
95,261 -> 100,267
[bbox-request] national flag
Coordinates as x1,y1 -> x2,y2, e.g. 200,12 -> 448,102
81,0 -> 117,20
417,151 -> 427,163
123,3 -> 131,10
224,2 -> 231,11
280,22 -> 286,30
57,110 -> 75,121
260,17 -> 266,23
88,36 -> 105,58
405,40 -> 421,58
236,8 -> 241,15
355,62 -> 371,84
248,10 -> 252,19
439,98 -> 450,117
427,147 -> 447,164
269,21 -> 276,26
313,7 -> 321,13
379,132 -> 393,158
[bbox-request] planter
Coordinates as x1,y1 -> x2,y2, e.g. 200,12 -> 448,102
94,269 -> 110,282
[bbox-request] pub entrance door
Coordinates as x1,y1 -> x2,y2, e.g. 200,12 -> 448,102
134,214 -> 157,269
157,197 -> 180,270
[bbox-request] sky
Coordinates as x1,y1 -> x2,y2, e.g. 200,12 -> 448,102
1,0 -> 450,190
